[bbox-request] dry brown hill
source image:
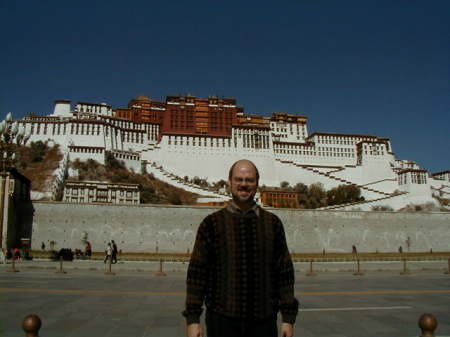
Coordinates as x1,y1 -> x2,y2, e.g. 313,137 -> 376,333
16,141 -> 62,193
70,154 -> 198,205
15,141 -> 198,204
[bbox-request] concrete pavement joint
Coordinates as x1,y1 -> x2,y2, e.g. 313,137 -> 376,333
300,306 -> 413,312
1,287 -> 449,297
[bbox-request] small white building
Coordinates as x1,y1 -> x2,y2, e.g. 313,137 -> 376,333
63,180 -> 140,205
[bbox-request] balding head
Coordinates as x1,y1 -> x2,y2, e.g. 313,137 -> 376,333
228,160 -> 260,183
228,160 -> 259,208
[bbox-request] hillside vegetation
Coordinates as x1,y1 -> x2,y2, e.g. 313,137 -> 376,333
264,182 -> 364,209
16,141 -> 63,193
70,153 -> 198,205
15,141 -> 198,205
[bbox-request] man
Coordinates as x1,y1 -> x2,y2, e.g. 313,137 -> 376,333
85,241 -> 92,259
183,160 -> 299,337
104,242 -> 112,264
111,240 -> 118,264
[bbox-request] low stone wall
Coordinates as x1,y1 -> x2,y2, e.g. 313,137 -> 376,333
31,202 -> 450,254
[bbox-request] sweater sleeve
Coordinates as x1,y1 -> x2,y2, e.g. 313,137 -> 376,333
275,218 -> 299,324
182,217 -> 211,325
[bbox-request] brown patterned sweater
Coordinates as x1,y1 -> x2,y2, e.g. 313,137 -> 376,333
182,205 -> 299,324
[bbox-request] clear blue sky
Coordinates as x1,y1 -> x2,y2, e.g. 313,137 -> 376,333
1,1 -> 449,173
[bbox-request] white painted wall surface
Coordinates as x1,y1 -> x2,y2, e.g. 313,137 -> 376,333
31,202 -> 450,254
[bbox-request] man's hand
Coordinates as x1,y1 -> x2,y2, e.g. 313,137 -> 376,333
281,322 -> 294,337
186,323 -> 204,337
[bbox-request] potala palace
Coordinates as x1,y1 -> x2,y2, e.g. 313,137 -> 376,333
12,94 -> 450,210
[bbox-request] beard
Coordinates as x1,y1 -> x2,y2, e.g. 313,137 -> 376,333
231,187 -> 256,204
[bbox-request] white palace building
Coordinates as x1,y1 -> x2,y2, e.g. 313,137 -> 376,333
12,94 -> 450,210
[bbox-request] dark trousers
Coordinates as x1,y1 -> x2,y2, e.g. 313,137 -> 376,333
206,310 -> 277,337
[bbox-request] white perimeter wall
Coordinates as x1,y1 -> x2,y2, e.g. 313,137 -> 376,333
31,202 -> 450,254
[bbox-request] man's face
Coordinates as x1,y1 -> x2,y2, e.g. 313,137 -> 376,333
229,162 -> 258,205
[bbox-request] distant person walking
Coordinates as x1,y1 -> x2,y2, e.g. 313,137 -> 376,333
104,243 -> 112,264
85,241 -> 92,259
41,242 -> 46,251
111,240 -> 118,264
14,247 -> 21,261
0,249 -> 5,264
406,236 -> 411,252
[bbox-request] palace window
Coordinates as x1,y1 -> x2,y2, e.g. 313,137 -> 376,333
417,173 -> 427,184
97,190 -> 108,197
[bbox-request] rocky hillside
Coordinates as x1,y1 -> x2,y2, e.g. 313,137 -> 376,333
16,141 -> 63,195
15,141 -> 198,205
69,153 -> 198,205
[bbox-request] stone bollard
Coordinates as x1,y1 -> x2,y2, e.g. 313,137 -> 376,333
418,313 -> 438,337
155,258 -> 166,276
400,258 -> 410,275
8,249 -> 19,273
353,258 -> 364,276
22,314 -> 41,337
306,259 -> 317,277
55,256 -> 67,274
105,255 -> 115,275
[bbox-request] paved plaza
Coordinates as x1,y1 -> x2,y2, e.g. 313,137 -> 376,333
1,260 -> 449,337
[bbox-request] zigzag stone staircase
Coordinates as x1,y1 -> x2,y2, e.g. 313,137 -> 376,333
277,159 -> 391,197
275,159 -> 410,209
318,191 -> 408,210
145,162 -> 229,200
431,185 -> 450,197
301,166 -> 391,196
